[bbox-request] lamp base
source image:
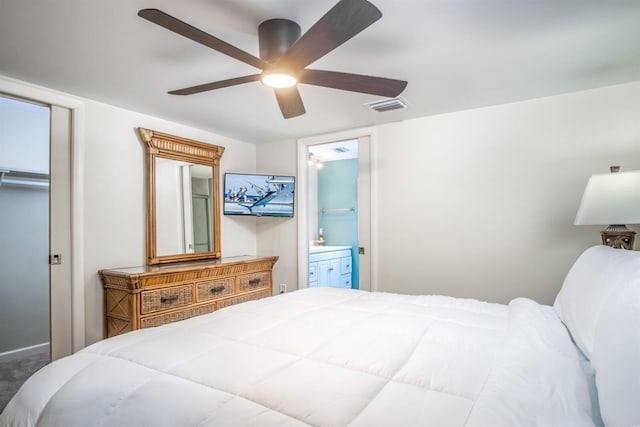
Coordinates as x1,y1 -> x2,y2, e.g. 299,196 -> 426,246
601,227 -> 635,250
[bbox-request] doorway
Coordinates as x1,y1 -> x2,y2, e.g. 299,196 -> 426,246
0,91 -> 75,362
308,139 -> 360,288
297,129 -> 374,291
0,95 -> 51,361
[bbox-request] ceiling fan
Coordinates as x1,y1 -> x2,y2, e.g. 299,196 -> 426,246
138,0 -> 407,119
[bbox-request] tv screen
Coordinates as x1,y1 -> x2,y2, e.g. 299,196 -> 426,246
224,173 -> 295,217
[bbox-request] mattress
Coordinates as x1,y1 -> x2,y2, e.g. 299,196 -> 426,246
1,287 -> 596,426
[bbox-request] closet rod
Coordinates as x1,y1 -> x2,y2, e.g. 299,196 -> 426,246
1,178 -> 49,188
0,169 -> 49,189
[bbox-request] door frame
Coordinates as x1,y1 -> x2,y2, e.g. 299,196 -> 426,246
0,75 -> 86,355
296,126 -> 378,291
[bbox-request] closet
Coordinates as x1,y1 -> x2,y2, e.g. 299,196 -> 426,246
0,95 -> 50,360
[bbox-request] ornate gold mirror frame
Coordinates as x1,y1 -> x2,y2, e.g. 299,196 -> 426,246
138,127 -> 225,265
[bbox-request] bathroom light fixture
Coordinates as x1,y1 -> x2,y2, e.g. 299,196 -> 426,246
574,166 -> 640,249
307,152 -> 323,168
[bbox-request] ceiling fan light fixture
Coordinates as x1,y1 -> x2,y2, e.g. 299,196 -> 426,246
261,71 -> 297,89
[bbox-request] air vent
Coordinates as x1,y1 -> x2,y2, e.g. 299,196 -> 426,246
365,97 -> 408,112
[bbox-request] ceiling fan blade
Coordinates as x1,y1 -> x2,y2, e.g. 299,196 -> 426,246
277,0 -> 382,70
300,69 -> 407,97
138,9 -> 269,70
274,87 -> 306,119
169,74 -> 262,95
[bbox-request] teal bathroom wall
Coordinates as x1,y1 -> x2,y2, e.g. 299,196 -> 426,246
317,158 -> 359,289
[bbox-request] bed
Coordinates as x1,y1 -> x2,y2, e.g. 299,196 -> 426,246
1,245 -> 639,426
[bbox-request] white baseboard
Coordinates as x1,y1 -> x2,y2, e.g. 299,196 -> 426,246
0,342 -> 50,363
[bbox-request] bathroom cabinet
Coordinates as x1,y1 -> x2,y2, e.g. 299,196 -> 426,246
309,246 -> 352,288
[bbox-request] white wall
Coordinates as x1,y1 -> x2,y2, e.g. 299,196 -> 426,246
82,100 -> 257,345
259,81 -> 640,305
255,140 -> 299,293
374,82 -> 640,304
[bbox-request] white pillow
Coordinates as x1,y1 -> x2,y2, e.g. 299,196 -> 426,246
553,245 -> 640,359
591,276 -> 640,427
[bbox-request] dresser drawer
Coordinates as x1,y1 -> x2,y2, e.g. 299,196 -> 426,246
140,302 -> 216,328
217,288 -> 271,309
141,284 -> 193,314
196,278 -> 234,302
238,272 -> 270,292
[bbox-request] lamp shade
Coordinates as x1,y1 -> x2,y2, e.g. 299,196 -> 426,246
574,170 -> 640,225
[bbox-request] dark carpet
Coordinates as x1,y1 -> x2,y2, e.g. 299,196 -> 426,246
0,351 -> 49,414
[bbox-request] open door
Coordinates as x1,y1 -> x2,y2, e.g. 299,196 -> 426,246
356,136 -> 371,291
49,105 -> 73,360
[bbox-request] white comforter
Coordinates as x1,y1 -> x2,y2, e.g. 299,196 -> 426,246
1,287 -> 596,426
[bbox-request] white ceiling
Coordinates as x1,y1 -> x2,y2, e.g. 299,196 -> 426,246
1,1 -> 640,144
310,139 -> 359,162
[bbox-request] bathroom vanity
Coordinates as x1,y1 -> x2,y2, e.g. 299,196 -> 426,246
309,246 -> 353,288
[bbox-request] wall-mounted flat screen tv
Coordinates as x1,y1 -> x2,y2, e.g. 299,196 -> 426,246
223,173 -> 295,217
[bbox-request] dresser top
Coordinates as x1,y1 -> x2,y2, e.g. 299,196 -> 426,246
101,255 -> 277,276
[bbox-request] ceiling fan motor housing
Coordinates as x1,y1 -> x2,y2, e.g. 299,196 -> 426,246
258,19 -> 301,63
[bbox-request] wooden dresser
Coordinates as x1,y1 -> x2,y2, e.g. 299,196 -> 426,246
100,255 -> 278,338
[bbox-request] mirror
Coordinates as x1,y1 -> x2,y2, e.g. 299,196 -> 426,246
138,128 -> 224,264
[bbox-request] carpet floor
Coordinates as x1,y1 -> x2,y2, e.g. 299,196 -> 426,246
0,351 -> 49,414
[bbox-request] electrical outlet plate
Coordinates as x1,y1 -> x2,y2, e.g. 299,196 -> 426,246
279,284 -> 287,294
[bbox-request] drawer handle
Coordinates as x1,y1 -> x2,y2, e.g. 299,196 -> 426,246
160,295 -> 179,304
210,285 -> 226,293
248,278 -> 261,286
328,267 -> 334,271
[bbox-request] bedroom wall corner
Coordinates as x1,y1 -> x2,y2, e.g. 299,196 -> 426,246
255,139 -> 298,294
82,100 -> 258,346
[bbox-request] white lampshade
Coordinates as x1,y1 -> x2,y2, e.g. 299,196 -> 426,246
574,170 -> 640,225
